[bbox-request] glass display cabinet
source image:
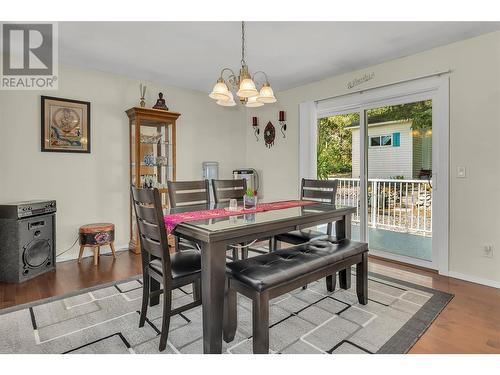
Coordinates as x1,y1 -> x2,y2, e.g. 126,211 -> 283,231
126,107 -> 180,253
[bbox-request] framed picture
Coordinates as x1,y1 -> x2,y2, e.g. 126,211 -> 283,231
41,96 -> 91,153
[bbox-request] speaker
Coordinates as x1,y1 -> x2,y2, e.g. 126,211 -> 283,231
0,213 -> 56,283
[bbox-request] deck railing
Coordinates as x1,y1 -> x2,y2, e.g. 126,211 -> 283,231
332,177 -> 432,237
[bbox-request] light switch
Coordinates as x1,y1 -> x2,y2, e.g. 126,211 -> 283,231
457,166 -> 466,178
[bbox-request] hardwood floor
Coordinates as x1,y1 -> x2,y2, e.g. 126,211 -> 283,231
0,251 -> 499,353
0,251 -> 142,310
369,257 -> 500,354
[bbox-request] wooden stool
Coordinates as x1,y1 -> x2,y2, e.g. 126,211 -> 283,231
78,223 -> 116,265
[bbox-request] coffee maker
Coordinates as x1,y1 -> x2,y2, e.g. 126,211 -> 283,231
233,169 -> 260,195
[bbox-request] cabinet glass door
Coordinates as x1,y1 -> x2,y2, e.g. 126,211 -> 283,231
139,122 -> 173,206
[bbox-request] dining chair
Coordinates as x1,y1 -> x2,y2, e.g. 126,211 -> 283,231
131,186 -> 202,352
273,178 -> 339,249
167,180 -> 210,252
167,179 -> 210,207
273,178 -> 339,290
211,179 -> 247,203
168,179 -> 240,260
212,178 -> 272,258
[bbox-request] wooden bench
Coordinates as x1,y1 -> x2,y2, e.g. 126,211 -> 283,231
223,239 -> 368,354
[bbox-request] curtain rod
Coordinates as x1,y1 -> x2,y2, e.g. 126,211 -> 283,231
316,69 -> 452,103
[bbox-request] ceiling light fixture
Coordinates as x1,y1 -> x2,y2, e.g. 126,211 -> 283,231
209,21 -> 277,107
216,91 -> 237,107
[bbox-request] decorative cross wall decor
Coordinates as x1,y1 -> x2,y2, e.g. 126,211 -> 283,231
264,121 -> 276,148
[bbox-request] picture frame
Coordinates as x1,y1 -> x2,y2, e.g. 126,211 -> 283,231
41,96 -> 91,153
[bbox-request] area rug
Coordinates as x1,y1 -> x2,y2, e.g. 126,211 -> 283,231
0,271 -> 452,354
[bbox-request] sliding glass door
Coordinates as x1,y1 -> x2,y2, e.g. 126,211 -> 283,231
317,112 -> 361,240
313,75 -> 449,272
364,101 -> 433,263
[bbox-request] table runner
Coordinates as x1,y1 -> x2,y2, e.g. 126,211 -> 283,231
164,200 -> 317,232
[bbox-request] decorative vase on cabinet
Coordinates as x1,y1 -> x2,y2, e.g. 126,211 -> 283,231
126,107 -> 180,254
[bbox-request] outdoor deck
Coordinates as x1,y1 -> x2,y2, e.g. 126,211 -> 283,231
332,177 -> 432,261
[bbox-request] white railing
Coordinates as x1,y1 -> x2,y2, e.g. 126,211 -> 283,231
332,177 -> 432,237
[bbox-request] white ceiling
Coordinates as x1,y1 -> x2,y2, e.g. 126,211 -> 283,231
59,22 -> 500,93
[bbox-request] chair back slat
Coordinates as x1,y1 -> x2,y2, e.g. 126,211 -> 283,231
303,179 -> 338,189
140,236 -> 164,258
167,180 -> 210,208
172,191 -> 210,206
301,178 -> 338,204
132,187 -> 156,205
137,219 -> 162,242
302,189 -> 335,200
212,179 -> 247,203
131,186 -> 171,271
135,205 -> 159,225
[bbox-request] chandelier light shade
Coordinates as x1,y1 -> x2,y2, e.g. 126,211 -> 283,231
216,91 -> 237,106
209,78 -> 230,100
237,78 -> 259,98
257,83 -> 277,103
208,21 -> 277,107
245,95 -> 264,108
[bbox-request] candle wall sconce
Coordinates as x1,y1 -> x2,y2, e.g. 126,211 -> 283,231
252,116 -> 260,142
279,110 -> 287,138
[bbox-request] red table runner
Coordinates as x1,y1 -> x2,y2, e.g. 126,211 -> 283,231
164,200 -> 317,232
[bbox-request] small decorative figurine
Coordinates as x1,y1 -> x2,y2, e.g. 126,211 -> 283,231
143,153 -> 155,166
264,121 -> 276,148
156,156 -> 168,166
139,84 -> 147,107
153,92 -> 169,111
279,110 -> 287,138
252,116 -> 260,142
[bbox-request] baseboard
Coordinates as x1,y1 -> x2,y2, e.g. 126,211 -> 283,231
367,249 -> 437,271
368,254 -> 438,274
56,243 -> 130,263
448,271 -> 500,289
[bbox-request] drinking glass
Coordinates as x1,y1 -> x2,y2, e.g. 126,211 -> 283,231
229,199 -> 238,211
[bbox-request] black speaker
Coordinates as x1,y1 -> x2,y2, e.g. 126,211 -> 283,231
0,201 -> 56,283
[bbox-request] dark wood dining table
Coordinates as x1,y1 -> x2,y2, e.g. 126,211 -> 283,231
162,201 -> 356,354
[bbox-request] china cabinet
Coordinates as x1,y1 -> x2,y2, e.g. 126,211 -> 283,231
126,107 -> 180,253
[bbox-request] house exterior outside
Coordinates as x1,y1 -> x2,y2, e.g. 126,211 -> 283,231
349,120 -> 432,179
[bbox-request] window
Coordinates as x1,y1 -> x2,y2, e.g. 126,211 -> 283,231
370,134 -> 392,147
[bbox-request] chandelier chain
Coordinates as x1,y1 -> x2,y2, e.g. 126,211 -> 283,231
241,21 -> 245,66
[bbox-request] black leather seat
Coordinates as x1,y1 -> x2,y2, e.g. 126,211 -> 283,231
149,249 -> 201,279
275,229 -> 337,245
223,238 -> 369,353
226,239 -> 367,292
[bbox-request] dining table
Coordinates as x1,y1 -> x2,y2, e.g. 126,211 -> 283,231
160,200 -> 356,354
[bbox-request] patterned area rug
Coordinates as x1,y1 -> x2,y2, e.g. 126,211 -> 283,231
0,271 -> 452,354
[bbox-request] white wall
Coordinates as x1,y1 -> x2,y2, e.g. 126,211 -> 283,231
0,65 -> 246,260
246,31 -> 500,286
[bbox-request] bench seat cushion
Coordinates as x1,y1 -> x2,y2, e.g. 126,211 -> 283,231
275,229 -> 337,245
227,240 -> 367,292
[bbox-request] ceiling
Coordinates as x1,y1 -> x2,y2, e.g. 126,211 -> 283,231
59,22 -> 500,93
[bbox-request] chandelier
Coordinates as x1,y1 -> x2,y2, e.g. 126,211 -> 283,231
208,21 -> 277,107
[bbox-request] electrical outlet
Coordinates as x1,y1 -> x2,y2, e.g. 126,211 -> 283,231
483,245 -> 493,258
